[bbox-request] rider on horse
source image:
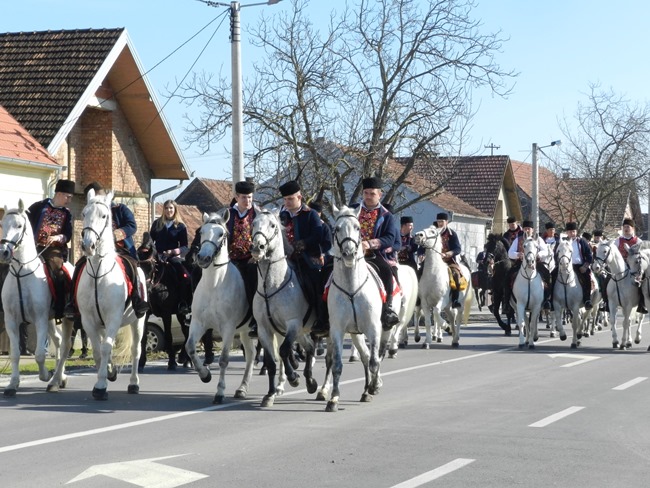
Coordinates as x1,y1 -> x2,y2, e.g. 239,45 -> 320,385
353,177 -> 401,329
27,178 -> 75,320
397,216 -> 419,273
542,221 -> 561,254
278,180 -> 331,336
64,182 -> 149,320
614,218 -> 647,314
436,212 -> 464,309
505,220 -> 552,312
553,221 -> 593,310
591,229 -> 609,312
503,216 -> 523,247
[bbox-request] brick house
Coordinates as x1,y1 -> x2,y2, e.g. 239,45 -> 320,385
0,28 -> 190,261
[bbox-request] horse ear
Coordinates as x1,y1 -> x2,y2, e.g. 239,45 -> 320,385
202,212 -> 210,224
18,199 -> 24,212
354,205 -> 362,219
86,188 -> 95,203
332,204 -> 340,215
142,231 -> 151,244
220,207 -> 230,223
105,191 -> 114,203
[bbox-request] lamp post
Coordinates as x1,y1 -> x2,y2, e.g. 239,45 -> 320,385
531,140 -> 561,232
201,0 -> 283,189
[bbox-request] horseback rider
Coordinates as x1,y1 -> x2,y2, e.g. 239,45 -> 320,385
27,178 -> 75,320
542,221 -> 561,254
435,212 -> 464,308
278,180 -> 330,336
557,222 -> 593,310
503,216 -> 523,247
64,182 -> 149,320
614,218 -> 647,314
397,216 -> 419,273
149,200 -> 192,315
352,177 -> 401,329
591,229 -> 609,312
505,220 -> 552,311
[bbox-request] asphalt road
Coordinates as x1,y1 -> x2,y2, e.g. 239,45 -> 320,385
2,308 -> 650,488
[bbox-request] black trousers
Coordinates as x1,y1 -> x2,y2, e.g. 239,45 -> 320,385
365,252 -> 395,299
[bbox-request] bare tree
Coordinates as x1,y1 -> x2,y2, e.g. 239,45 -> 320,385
543,84 -> 650,232
177,0 -> 515,210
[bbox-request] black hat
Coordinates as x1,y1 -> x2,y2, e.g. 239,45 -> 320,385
506,216 -> 516,224
235,181 -> 255,194
565,222 -> 578,231
436,212 -> 449,221
582,232 -> 593,241
593,229 -> 604,237
309,201 -> 322,213
522,220 -> 534,228
54,179 -> 75,194
83,181 -> 103,196
279,180 -> 301,196
622,218 -> 635,227
362,177 -> 382,189
545,222 -> 555,229
400,216 -> 414,225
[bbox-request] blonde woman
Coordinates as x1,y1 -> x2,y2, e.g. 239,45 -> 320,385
149,200 -> 192,315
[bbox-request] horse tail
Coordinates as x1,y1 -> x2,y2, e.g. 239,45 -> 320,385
112,326 -> 134,366
462,283 -> 473,326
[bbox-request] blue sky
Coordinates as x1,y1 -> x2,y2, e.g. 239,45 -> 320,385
4,0 -> 650,198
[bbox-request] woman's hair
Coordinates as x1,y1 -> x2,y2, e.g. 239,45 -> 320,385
155,199 -> 183,231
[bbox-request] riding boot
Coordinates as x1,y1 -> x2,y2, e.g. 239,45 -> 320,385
582,278 -> 592,310
543,286 -> 552,311
637,293 -> 647,314
310,300 -> 330,338
450,288 -> 461,309
202,329 -> 214,365
130,275 -> 149,318
248,316 -> 258,338
64,260 -> 84,320
381,296 -> 400,330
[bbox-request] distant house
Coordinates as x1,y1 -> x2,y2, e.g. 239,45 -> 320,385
175,177 -> 233,214
0,28 -> 191,260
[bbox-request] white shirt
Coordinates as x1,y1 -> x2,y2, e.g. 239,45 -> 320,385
508,235 -> 550,261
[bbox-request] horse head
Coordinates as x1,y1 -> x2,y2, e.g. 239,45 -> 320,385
196,208 -> 230,269
414,225 -> 441,252
592,239 -> 613,275
332,204 -> 362,267
626,242 -> 650,283
81,189 -> 115,257
522,237 -> 538,269
0,200 -> 31,263
556,239 -> 573,274
250,209 -> 283,262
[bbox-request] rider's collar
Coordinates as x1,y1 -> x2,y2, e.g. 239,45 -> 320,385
361,202 -> 381,211
281,203 -> 304,217
233,203 -> 252,218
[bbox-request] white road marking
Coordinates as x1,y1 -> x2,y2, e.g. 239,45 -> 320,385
389,458 -> 475,488
612,377 -> 647,390
529,406 -> 585,428
66,454 -> 208,487
547,353 -> 600,368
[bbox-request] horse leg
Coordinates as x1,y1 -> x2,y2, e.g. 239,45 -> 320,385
413,306 -> 421,343
213,333 -> 232,405
163,315 -> 176,370
432,308 -> 445,344
261,344 -> 278,407
325,330 -> 344,412
570,309 -> 581,349
178,314 -> 191,367
186,319 -> 211,383
634,312 -> 643,344
317,339 -> 333,401
235,330 -> 256,400
554,307 -> 567,342
48,318 -> 73,391
126,320 -> 143,394
279,333 -> 300,388
33,318 -> 52,382
4,320 -> 21,397
92,335 -> 114,400
609,306 -> 619,348
517,304 -> 527,348
365,331 -> 382,396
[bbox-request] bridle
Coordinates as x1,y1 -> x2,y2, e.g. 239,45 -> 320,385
0,210 -> 28,255
332,213 -> 363,263
82,200 -> 112,257
251,211 -> 280,260
199,219 -> 229,268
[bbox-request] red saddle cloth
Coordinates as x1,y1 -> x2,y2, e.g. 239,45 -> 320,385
71,257 -> 133,306
44,261 -> 73,300
322,264 -> 401,303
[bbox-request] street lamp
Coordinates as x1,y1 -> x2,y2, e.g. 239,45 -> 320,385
532,139 -> 561,232
200,0 -> 283,189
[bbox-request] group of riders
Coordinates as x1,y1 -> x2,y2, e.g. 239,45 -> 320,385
10,176 -> 639,359
476,216 -> 647,318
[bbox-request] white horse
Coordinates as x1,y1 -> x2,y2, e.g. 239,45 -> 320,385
624,242 -> 650,349
0,201 -> 73,396
317,205 -> 385,412
413,225 -> 473,349
592,239 -> 641,349
185,210 -> 256,404
385,264 -> 418,358
78,189 -> 146,400
512,237 -> 544,349
552,240 -> 584,348
250,209 -> 318,408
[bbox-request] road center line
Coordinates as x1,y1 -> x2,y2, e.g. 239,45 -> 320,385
528,406 -> 584,428
612,377 -> 647,390
390,458 -> 475,488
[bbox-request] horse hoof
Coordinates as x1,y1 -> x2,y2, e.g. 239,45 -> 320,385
360,392 -> 373,403
528,343 -> 535,350
388,349 -> 397,358
92,387 -> 108,400
46,384 -> 59,393
259,367 -> 267,375
288,374 -> 300,388
306,377 -> 318,395
436,338 -> 442,343
316,347 -> 325,356
201,371 -> 212,384
570,343 -> 577,349
504,329 -> 512,337
107,366 -> 117,382
560,334 -> 567,341
421,343 -> 429,350
167,362 -> 177,371
414,334 -> 421,343
325,401 -> 338,412
534,335 -> 539,342
612,342 -> 619,349
628,341 -> 634,348
61,378 -> 68,389
451,342 -> 459,348
349,356 -> 359,363
128,384 -> 140,394
550,331 -> 556,338
213,394 -> 224,405
203,353 -> 215,365
518,344 -> 525,349
4,388 -> 17,398
261,395 -> 274,408
398,342 -> 407,349
316,391 -> 327,401
234,389 -> 247,399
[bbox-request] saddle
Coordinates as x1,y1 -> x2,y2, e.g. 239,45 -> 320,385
447,264 -> 468,291
322,263 -> 401,303
72,256 -> 134,308
43,259 -> 73,301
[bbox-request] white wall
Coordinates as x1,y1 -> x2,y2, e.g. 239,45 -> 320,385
0,162 -> 52,208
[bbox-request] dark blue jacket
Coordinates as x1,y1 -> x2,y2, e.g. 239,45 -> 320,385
352,203 -> 401,261
112,203 -> 137,258
149,219 -> 189,255
280,205 -> 323,268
